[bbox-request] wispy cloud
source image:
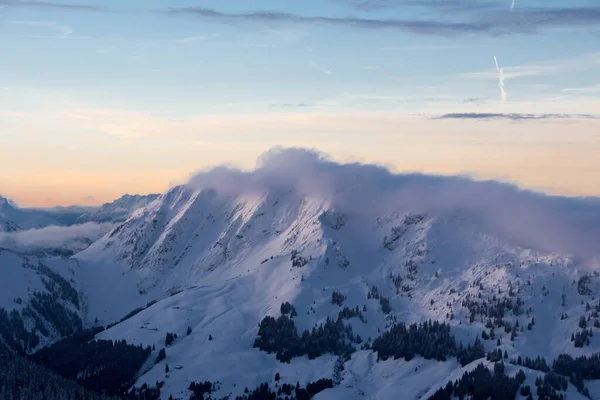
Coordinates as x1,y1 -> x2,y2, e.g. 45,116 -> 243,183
332,0 -> 505,12
434,112 -> 600,121
270,103 -> 313,109
310,60 -> 333,76
462,64 -> 556,80
260,24 -> 308,44
163,7 -> 489,37
135,34 -> 280,50
360,65 -> 379,70
0,0 -> 110,12
136,35 -> 214,46
561,84 -> 600,94
462,52 -> 600,81
494,56 -> 507,104
236,42 -> 277,48
163,6 -> 600,37
6,19 -> 72,38
463,97 -> 489,105
174,35 -> 210,43
380,44 -> 461,51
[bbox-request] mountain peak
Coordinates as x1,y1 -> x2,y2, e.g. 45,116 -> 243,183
76,193 -> 160,224
0,195 -> 17,209
0,195 -> 20,221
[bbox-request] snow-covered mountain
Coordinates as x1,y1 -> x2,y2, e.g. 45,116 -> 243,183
77,193 -> 159,224
0,192 -> 157,232
3,149 -> 600,399
0,219 -> 21,233
55,149 -> 599,400
0,193 -> 156,258
0,196 -> 65,231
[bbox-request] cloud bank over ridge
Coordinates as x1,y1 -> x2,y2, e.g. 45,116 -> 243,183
188,147 -> 600,263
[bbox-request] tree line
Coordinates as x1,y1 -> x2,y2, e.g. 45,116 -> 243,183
253,313 -> 356,363
31,332 -> 152,397
235,378 -> 333,400
429,362 -> 525,400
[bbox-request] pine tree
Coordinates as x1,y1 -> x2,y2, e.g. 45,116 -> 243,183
156,348 -> 166,364
165,332 -> 176,346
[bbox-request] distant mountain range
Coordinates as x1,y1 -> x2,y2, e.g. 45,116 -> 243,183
0,196 -> 82,231
0,193 -> 159,231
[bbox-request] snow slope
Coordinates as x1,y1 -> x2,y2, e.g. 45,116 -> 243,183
74,195 -> 600,397
0,248 -> 85,351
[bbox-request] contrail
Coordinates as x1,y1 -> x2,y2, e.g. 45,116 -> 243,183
494,56 -> 507,104
310,60 -> 333,76
511,0 -> 515,10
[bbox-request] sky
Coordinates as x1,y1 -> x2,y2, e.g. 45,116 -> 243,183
0,0 -> 599,207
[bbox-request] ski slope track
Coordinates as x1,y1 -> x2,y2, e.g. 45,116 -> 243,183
10,149 -> 600,399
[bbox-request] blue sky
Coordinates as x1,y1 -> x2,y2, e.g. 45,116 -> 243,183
0,0 -> 599,206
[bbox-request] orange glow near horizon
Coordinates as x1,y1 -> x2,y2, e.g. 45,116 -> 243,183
3,112 -> 599,207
